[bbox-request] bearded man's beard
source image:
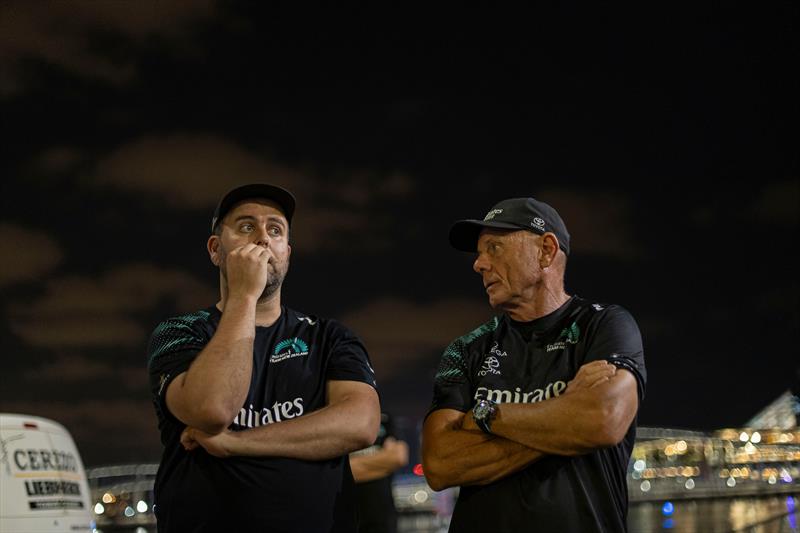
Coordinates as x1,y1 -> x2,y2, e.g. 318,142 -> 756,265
259,264 -> 287,301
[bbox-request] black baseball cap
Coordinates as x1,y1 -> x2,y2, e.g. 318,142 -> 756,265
211,184 -> 296,232
449,197 -> 570,255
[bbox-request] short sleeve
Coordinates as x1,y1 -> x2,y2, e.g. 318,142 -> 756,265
326,322 -> 377,388
146,316 -> 209,421
427,339 -> 473,417
584,305 -> 647,401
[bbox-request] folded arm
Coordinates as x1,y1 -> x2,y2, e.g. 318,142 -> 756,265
471,361 -> 639,455
421,408 -> 545,491
183,380 -> 380,461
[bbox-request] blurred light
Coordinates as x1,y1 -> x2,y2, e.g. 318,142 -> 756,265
751,432 -> 761,443
412,463 -> 424,476
744,442 -> 756,454
102,493 -> 115,504
136,500 -> 148,513
640,480 -> 651,492
662,501 -> 674,516
768,475 -> 777,485
633,459 -> 646,472
675,440 -> 687,453
780,469 -> 792,483
662,518 -> 674,529
136,528 -> 148,533
413,490 -> 428,503
685,478 -> 695,490
93,503 -> 104,515
727,477 -> 736,487
124,506 -> 135,518
739,432 -> 749,442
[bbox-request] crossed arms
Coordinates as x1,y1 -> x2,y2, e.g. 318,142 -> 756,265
164,297 -> 380,461
421,360 -> 639,491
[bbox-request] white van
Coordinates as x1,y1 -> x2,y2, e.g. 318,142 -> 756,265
0,413 -> 94,532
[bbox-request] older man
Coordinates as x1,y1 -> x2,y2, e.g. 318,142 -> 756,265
422,197 -> 646,533
147,184 -> 380,532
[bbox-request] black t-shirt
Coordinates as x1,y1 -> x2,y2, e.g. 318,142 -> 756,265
147,305 -> 377,533
429,296 -> 646,533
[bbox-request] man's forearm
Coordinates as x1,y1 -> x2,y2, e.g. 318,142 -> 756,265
422,413 -> 545,491
223,389 -> 379,461
169,296 -> 257,432
489,372 -> 638,455
350,450 -> 400,482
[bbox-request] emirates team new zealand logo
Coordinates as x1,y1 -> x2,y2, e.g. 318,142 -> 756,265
270,337 -> 310,363
546,322 -> 581,352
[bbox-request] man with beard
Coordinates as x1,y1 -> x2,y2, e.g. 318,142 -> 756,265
147,184 -> 380,532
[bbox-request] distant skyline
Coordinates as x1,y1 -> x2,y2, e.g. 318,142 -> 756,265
1,2 -> 797,466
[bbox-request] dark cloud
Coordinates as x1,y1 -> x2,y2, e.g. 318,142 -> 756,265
87,134 -> 417,252
7,263 -> 215,348
0,0 -> 216,94
0,223 -> 62,287
751,179 -> 799,225
342,298 -> 493,379
537,188 -> 639,259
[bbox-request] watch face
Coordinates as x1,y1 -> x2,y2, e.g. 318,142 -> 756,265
474,401 -> 490,420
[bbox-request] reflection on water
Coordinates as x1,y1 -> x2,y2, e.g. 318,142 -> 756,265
96,495 -> 799,533
629,495 -> 799,533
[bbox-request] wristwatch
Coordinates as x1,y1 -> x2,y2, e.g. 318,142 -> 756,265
472,398 -> 497,434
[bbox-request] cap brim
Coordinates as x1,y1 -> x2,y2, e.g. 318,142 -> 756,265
448,219 -> 522,252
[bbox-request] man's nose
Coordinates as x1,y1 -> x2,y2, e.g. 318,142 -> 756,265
254,227 -> 271,247
473,253 -> 489,274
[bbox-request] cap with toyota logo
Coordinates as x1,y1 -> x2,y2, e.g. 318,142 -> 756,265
449,197 -> 571,255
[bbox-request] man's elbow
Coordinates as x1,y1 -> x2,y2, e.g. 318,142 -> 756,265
586,406 -> 632,448
351,405 -> 381,450
423,462 -> 452,492
421,448 -> 456,491
190,402 -> 236,435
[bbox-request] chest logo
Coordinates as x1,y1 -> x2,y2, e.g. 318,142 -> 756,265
270,337 -> 310,363
479,342 -> 508,376
546,322 -> 581,352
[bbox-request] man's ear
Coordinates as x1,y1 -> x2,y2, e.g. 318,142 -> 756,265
540,232 -> 560,268
207,235 -> 221,266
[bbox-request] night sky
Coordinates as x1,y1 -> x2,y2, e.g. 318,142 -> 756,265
1,2 -> 797,467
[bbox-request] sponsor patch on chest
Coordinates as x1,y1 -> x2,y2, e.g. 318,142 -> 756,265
270,337 -> 310,363
546,322 -> 581,352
